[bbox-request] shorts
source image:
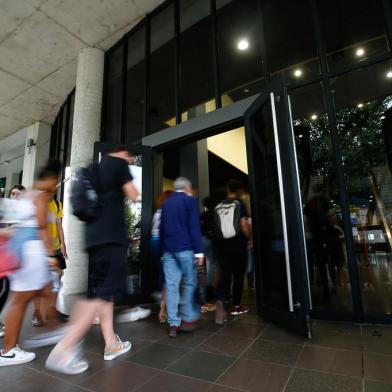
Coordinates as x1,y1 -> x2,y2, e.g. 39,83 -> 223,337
87,244 -> 128,303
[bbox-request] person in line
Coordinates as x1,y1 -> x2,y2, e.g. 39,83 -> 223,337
0,161 -> 61,366
32,194 -> 68,327
0,185 -> 26,338
215,180 -> 251,324
160,177 -> 204,338
46,145 -> 139,375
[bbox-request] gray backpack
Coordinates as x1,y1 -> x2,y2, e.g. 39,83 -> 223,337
214,199 -> 241,239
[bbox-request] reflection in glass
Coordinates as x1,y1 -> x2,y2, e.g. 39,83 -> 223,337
332,62 -> 392,314
290,83 -> 353,312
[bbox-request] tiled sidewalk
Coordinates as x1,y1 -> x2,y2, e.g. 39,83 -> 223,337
2,310 -> 392,392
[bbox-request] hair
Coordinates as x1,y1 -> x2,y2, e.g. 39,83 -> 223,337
8,184 -> 26,197
107,144 -> 130,154
156,190 -> 173,209
173,177 -> 192,191
227,179 -> 244,194
38,158 -> 62,180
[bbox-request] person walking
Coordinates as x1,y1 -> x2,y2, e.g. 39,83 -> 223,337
160,177 -> 204,338
46,145 -> 139,375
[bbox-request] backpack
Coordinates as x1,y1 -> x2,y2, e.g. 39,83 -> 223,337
214,199 -> 241,239
70,164 -> 100,222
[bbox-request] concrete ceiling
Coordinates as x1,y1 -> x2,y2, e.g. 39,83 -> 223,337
0,0 -> 164,142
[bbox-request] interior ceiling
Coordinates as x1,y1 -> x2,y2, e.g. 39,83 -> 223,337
0,0 -> 164,142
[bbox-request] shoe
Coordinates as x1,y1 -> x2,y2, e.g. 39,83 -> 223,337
168,326 -> 179,338
46,346 -> 89,375
104,335 -> 132,361
0,346 -> 36,366
116,306 -> 151,323
0,322 -> 4,338
180,321 -> 199,333
24,325 -> 68,349
230,305 -> 249,316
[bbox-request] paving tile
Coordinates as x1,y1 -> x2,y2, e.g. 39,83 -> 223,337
219,322 -> 266,338
285,369 -> 362,392
80,360 -> 159,392
364,352 -> 392,384
307,329 -> 362,351
127,343 -> 189,369
233,313 -> 268,326
208,386 -> 242,392
364,380 -> 392,392
362,334 -> 392,355
244,339 -> 302,366
313,320 -> 361,335
167,350 -> 235,382
115,321 -> 167,341
296,346 -> 362,378
0,364 -> 38,388
11,372 -> 74,392
217,358 -> 291,392
260,325 -> 306,344
158,330 -> 211,348
199,333 -> 253,357
363,325 -> 392,338
137,372 -> 211,392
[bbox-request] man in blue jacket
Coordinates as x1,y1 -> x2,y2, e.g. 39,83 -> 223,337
160,177 -> 204,338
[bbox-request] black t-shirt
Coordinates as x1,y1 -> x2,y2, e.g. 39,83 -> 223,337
86,155 -> 133,249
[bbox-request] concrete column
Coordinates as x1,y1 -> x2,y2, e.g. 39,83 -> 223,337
62,47 -> 104,295
21,121 -> 51,189
180,140 -> 210,206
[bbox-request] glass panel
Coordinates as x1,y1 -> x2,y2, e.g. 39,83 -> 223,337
332,61 -> 392,314
149,3 -> 176,134
125,25 -> 145,144
103,44 -> 123,143
262,0 -> 319,83
250,98 -> 289,310
317,0 -> 388,72
290,83 -> 353,312
179,0 -> 215,122
216,0 -> 265,106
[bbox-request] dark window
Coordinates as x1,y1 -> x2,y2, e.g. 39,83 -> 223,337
215,0 -> 265,106
180,0 -> 215,121
262,0 -> 319,83
149,3 -> 176,134
317,0 -> 388,72
103,44 -> 123,143
125,25 -> 146,145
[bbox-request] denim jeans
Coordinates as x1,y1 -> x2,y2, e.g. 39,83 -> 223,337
163,250 -> 200,327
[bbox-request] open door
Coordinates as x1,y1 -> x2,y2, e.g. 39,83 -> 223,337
93,142 -> 155,301
244,76 -> 312,338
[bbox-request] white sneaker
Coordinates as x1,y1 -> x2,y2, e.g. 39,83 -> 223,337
0,346 -> 36,366
116,307 -> 151,323
104,335 -> 132,361
46,346 -> 88,375
23,325 -> 68,349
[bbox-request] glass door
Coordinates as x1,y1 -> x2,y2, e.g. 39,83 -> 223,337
244,76 -> 312,337
93,142 -> 154,300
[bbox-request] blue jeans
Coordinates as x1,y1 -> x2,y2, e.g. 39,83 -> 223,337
163,250 -> 200,327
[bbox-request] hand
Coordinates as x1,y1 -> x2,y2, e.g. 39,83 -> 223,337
48,257 -> 59,269
61,244 -> 68,258
195,257 -> 204,267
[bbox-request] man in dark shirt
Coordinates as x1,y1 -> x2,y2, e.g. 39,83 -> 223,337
160,177 -> 204,338
46,146 -> 139,375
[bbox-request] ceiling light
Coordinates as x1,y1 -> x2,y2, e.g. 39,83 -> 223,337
237,39 -> 249,51
243,88 -> 250,93
357,103 -> 364,108
298,134 -> 303,139
381,115 -> 386,120
355,47 -> 365,57
310,114 -> 318,121
387,71 -> 392,79
293,68 -> 303,78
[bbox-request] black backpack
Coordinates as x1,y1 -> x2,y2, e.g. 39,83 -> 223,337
214,199 -> 241,239
70,164 -> 100,222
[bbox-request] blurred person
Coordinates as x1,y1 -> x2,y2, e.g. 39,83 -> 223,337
160,177 -> 204,338
0,161 -> 62,366
0,185 -> 26,338
214,180 -> 251,324
46,145 -> 139,375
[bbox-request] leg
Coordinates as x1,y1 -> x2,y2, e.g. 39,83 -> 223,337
217,250 -> 231,303
3,290 -> 37,352
177,250 -> 199,323
0,278 -> 9,316
163,252 -> 182,327
231,250 -> 247,307
97,300 -> 117,347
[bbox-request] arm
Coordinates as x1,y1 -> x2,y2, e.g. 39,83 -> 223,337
240,217 -> 252,239
122,181 -> 139,203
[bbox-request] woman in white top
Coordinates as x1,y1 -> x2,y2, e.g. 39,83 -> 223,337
0,160 -> 61,367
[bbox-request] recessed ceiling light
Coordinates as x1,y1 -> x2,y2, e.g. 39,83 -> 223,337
293,68 -> 303,78
355,47 -> 365,57
357,103 -> 364,108
243,88 -> 250,93
237,39 -> 249,51
387,71 -> 392,79
298,134 -> 303,138
310,114 -> 318,120
381,115 -> 386,120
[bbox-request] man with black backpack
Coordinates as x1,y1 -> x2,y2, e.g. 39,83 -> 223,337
214,180 -> 251,324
